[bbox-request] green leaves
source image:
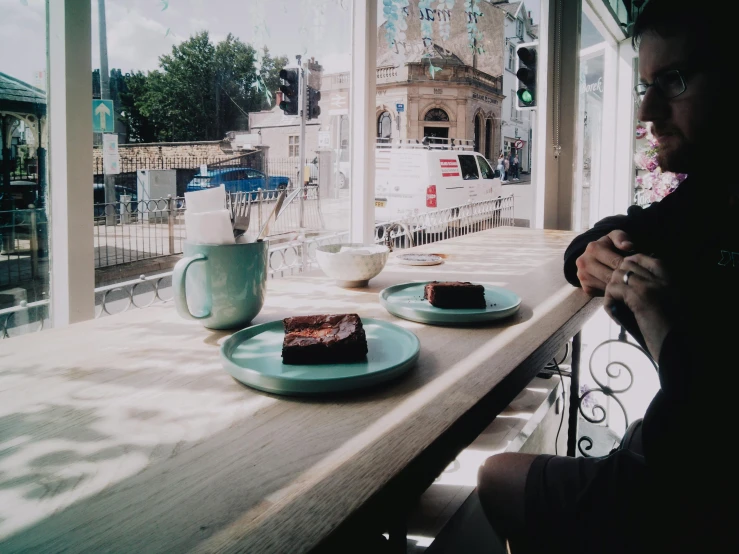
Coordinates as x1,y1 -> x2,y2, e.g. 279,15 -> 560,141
107,33 -> 287,142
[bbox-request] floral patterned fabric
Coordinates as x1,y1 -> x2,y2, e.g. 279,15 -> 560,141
634,124 -> 687,205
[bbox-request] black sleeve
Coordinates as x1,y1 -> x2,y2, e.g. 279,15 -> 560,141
562,190 -> 684,288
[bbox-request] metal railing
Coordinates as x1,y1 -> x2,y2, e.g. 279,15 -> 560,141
89,194 -> 513,317
376,195 -> 514,249
0,299 -> 49,339
92,155 -> 315,201
93,196 -> 186,268
92,186 -> 324,268
376,137 -> 475,151
92,151 -> 262,174
576,327 -> 657,457
1,195 -> 513,336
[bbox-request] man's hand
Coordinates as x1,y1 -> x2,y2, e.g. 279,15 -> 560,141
575,230 -> 634,296
604,254 -> 674,360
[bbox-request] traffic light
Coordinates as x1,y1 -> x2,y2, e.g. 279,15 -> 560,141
279,68 -> 299,115
515,41 -> 538,110
307,87 -> 321,120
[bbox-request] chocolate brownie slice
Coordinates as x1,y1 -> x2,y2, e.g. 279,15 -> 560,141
423,281 -> 486,309
282,314 -> 368,365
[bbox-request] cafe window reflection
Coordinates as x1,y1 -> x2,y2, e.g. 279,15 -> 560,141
0,1 -> 51,338
574,8 -> 608,231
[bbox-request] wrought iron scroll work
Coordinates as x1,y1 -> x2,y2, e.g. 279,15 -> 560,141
576,327 -> 657,457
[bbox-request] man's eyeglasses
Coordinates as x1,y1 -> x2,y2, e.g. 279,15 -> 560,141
633,69 -> 687,107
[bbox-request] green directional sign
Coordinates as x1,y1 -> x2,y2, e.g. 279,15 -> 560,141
92,99 -> 115,133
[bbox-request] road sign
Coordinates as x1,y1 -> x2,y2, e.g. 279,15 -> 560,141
102,134 -> 120,175
514,139 -> 524,150
93,99 -> 115,133
318,130 -> 331,149
328,91 -> 349,116
396,103 -> 405,112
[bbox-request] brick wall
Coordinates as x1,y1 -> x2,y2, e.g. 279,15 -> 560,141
92,141 -> 228,170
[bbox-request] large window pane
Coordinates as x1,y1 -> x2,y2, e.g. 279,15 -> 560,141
89,0 -> 352,314
574,8 -> 607,231
375,0 -> 539,229
0,0 -> 50,338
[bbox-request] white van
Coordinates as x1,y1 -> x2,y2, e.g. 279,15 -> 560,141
374,138 -> 502,223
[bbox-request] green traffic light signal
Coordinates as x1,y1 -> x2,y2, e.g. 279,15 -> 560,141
517,88 -> 534,106
515,43 -> 538,109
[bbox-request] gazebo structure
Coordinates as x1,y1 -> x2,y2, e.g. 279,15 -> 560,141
0,72 -> 47,210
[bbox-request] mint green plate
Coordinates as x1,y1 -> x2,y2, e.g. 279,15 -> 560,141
380,282 -> 522,325
220,318 -> 420,396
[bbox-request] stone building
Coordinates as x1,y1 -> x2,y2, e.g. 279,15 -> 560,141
250,0 -> 507,163
247,107 -> 322,161
375,0 -> 506,158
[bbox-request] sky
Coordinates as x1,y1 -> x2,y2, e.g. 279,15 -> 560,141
1,0 -> 540,88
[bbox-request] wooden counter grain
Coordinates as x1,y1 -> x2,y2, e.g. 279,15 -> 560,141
0,228 -> 599,553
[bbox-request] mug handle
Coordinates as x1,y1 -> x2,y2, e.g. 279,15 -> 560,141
173,254 -> 211,320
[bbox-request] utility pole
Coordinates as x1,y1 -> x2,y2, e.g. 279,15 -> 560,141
297,55 -> 307,229
98,0 -> 115,225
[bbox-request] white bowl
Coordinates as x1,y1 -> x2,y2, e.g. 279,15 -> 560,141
315,243 -> 390,288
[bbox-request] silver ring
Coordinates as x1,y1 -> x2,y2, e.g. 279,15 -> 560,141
623,270 -> 633,285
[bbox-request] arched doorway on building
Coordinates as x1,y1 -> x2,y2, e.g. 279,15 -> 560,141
423,108 -> 449,143
484,118 -> 494,159
377,111 -> 392,143
474,114 -> 482,153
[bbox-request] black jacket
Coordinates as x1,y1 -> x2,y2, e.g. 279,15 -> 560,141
564,176 -> 739,503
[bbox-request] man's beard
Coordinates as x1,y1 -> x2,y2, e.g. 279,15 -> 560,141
657,148 -> 692,174
655,137 -> 699,175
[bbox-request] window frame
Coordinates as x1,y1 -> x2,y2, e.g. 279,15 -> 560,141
288,135 -> 300,158
458,154 -> 480,180
476,156 -> 496,179
44,0 -> 636,325
377,111 -> 392,140
508,43 -> 515,71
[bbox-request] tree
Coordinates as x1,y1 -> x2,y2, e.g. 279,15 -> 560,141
139,32 -> 218,141
258,48 -> 289,111
118,72 -> 160,143
213,34 -> 258,138
94,32 -> 292,142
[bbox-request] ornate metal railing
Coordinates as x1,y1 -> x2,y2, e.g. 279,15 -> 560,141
376,195 -> 514,249
0,299 -> 49,339
92,186 -> 324,268
2,195 -> 514,335
576,327 -> 657,457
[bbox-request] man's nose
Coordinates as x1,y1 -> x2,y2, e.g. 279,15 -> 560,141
637,86 -> 669,122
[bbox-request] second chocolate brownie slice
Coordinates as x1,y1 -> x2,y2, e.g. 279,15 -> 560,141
423,281 -> 486,309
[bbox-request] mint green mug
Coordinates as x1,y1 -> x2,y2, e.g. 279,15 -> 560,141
173,241 -> 268,330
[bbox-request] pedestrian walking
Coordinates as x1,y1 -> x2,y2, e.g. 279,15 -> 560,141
508,153 -> 515,180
